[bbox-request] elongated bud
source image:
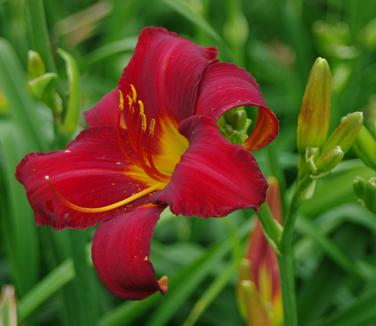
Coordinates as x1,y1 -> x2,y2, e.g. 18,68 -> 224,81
237,178 -> 283,326
0,285 -> 17,326
322,112 -> 363,154
353,176 -> 376,213
27,50 -> 45,79
352,126 -> 376,170
297,57 -> 332,153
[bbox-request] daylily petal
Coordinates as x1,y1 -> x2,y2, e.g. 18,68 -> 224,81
118,27 -> 217,123
84,90 -> 118,128
195,62 -> 278,150
152,116 -> 267,217
16,128 -> 153,229
92,204 -> 166,299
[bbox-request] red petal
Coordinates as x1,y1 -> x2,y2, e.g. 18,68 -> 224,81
92,204 -> 166,299
152,116 -> 267,217
118,27 -> 217,123
16,128 -> 152,229
84,90 -> 118,128
195,62 -> 278,150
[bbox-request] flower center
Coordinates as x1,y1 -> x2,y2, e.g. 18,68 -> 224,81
45,84 -> 188,215
120,85 -> 188,186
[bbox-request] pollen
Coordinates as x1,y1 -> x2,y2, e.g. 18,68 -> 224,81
140,112 -> 147,132
130,84 -> 137,102
127,94 -> 133,108
118,89 -> 124,110
149,118 -> 156,136
138,100 -> 145,114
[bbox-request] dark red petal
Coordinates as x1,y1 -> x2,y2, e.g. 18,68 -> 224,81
84,89 -> 118,128
16,128 -> 151,229
119,27 -> 217,123
152,116 -> 267,217
92,204 -> 166,299
195,62 -> 278,150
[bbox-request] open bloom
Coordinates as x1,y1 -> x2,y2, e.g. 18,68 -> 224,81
16,27 -> 278,299
237,177 -> 283,325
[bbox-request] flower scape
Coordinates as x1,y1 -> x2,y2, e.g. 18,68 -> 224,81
16,27 -> 278,300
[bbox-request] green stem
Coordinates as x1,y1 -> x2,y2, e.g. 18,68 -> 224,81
25,0 -> 56,72
278,176 -> 311,326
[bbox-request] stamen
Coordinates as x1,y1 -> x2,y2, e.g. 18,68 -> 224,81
127,94 -> 133,108
138,100 -> 145,114
140,113 -> 147,132
45,175 -> 162,214
130,84 -> 137,102
118,90 -> 124,110
149,118 -> 156,136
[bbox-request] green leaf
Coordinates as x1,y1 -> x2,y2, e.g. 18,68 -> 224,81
84,37 -> 137,66
24,0 -> 56,72
17,260 -> 74,322
161,0 -> 221,42
314,289 -> 376,326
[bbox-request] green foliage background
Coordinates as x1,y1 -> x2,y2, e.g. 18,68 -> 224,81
0,0 -> 376,325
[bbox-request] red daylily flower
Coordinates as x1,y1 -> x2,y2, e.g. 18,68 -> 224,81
16,27 -> 278,300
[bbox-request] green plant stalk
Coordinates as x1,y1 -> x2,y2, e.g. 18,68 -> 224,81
17,259 -> 74,322
25,0 -> 56,72
278,176 -> 311,326
182,261 -> 237,326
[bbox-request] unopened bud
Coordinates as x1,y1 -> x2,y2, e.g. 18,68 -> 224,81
306,147 -> 320,174
27,50 -> 45,79
353,176 -> 376,213
306,146 -> 344,175
316,146 -> 344,173
322,112 -> 363,154
221,107 -> 252,144
352,126 -> 376,170
297,57 -> 332,153
28,72 -> 57,99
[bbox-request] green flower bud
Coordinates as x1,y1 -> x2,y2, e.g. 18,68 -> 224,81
27,50 -> 45,79
352,126 -> 376,170
322,112 -> 363,154
353,176 -> 376,213
306,146 -> 344,175
221,107 -> 252,144
315,146 -> 344,172
28,72 -> 57,99
297,57 -> 332,153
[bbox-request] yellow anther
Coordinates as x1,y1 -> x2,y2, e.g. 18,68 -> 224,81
118,90 -> 124,110
130,84 -> 137,102
138,100 -> 145,114
140,112 -> 147,132
149,118 -> 156,136
127,94 -> 133,108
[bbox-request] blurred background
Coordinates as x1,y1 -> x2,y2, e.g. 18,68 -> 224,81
1,0 -> 376,325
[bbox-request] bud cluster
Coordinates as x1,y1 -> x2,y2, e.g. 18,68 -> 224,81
297,58 -> 363,179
